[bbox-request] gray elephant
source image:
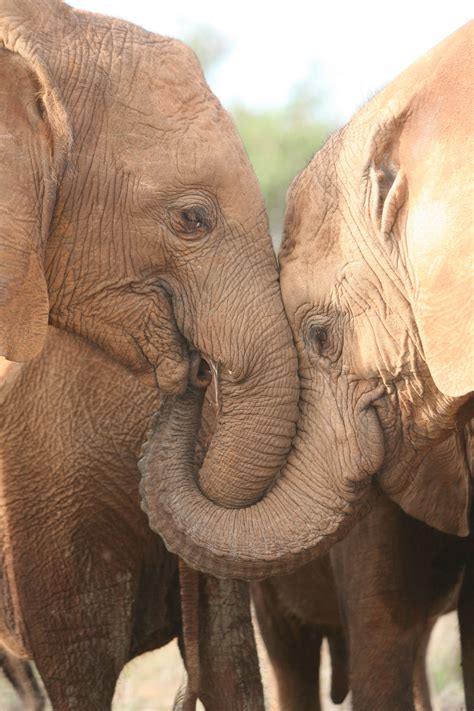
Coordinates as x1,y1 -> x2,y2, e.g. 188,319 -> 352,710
138,24 -> 472,579
0,329 -> 263,711
0,0 -> 299,522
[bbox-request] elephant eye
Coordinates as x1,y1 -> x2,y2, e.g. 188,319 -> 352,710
302,312 -> 343,364
307,324 -> 329,352
169,205 -> 212,238
302,311 -> 343,364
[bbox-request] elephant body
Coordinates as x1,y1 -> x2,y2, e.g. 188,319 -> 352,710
253,495 -> 467,711
331,497 -> 466,710
0,327 -> 180,709
0,327 -> 265,711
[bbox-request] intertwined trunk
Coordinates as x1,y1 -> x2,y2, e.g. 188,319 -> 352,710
140,386 -> 375,580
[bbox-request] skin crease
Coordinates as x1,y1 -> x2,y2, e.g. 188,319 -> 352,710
253,492 -> 468,711
0,0 -> 299,517
137,23 -> 471,582
0,328 -> 264,711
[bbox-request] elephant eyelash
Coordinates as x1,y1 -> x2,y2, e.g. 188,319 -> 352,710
180,207 -> 208,231
307,324 -> 329,351
302,311 -> 344,364
168,205 -> 214,238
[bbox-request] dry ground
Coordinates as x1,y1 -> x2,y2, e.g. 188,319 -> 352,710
0,611 -> 465,710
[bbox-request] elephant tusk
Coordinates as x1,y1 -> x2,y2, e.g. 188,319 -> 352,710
210,360 -> 219,412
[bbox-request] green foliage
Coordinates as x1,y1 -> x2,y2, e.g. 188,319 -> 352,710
232,90 -> 332,245
184,24 -> 230,75
187,26 -> 334,247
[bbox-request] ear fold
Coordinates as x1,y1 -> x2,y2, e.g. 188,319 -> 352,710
404,134 -> 472,398
0,48 -> 69,361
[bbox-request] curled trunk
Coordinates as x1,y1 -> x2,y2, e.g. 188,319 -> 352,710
139,387 -> 375,580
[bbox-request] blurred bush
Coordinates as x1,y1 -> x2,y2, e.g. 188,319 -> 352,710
233,88 -> 332,245
188,27 -> 335,246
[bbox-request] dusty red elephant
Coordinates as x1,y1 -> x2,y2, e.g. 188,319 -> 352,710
0,330 -> 263,710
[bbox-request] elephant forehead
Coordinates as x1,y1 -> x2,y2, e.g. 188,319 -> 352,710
280,253 -> 341,318
283,154 -> 343,258
106,89 -> 259,206
125,37 -> 216,118
121,126 -> 263,220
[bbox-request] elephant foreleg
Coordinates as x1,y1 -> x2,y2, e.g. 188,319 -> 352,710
252,580 -> 323,711
177,563 -> 264,711
459,554 -> 474,709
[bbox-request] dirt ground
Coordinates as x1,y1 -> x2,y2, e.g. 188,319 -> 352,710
0,611 -> 465,710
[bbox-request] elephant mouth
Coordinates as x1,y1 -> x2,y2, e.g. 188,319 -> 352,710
189,351 -> 213,390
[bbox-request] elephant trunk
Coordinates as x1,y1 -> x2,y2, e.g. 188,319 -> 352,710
196,350 -> 299,509
139,387 -> 375,580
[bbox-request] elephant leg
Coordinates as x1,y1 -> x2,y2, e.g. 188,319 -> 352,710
8,528 -> 140,710
29,586 -> 134,711
348,619 -> 421,711
330,500 -> 433,711
178,565 -> 264,711
413,627 -> 433,711
0,649 -> 46,711
252,580 -> 322,711
459,554 -> 474,709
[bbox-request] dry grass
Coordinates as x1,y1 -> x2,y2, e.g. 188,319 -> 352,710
0,611 -> 465,710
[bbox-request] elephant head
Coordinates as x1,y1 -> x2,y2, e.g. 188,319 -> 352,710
278,22 -> 473,537
0,1 -> 299,515
139,23 -> 472,580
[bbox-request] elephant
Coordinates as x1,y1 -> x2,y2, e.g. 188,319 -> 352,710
0,0 -> 299,543
0,328 -> 264,711
138,23 -> 473,580
252,486 -> 467,711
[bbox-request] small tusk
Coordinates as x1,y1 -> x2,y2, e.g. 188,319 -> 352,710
210,361 -> 219,411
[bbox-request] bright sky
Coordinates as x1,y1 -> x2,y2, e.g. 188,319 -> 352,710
70,0 -> 471,123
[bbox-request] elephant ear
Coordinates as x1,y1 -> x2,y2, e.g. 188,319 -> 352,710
0,45 -> 70,361
387,429 -> 471,537
366,26 -> 473,398
403,101 -> 472,399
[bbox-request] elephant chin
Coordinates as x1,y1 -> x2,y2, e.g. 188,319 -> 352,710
137,359 -> 189,394
139,387 -> 377,580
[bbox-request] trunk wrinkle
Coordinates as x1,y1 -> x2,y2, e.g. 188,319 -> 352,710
139,387 -> 376,580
